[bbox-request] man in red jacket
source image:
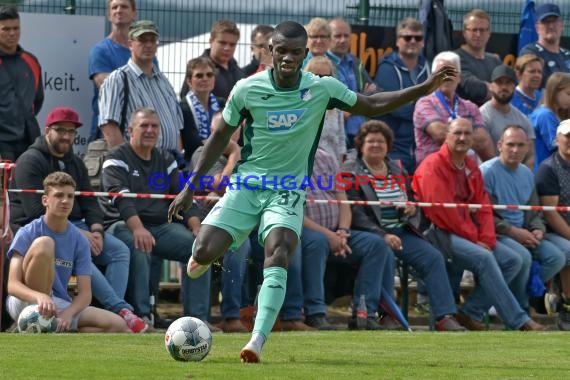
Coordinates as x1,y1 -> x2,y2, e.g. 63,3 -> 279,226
414,117 -> 544,331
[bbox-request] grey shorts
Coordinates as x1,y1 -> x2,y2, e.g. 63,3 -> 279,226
6,295 -> 81,331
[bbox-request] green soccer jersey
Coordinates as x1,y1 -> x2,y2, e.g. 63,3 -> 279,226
222,69 -> 357,190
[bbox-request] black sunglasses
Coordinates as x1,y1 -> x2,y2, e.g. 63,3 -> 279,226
193,72 -> 215,79
400,35 -> 423,42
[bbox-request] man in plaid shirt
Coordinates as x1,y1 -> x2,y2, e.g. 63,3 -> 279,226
413,51 -> 494,164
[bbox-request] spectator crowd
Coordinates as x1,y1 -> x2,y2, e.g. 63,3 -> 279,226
2,1 -> 570,335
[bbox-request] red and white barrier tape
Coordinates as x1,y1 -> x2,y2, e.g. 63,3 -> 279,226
7,188 -> 570,213
0,163 -> 16,170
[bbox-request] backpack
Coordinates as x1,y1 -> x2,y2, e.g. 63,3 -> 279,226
84,70 -> 129,190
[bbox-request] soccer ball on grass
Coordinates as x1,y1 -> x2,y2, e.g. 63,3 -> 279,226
18,304 -> 58,333
164,316 -> 212,362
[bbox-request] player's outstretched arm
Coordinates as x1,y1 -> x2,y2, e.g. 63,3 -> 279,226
348,64 -> 458,117
168,118 -> 236,222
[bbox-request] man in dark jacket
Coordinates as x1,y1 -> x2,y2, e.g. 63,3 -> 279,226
10,107 -> 147,333
0,6 -> 44,161
180,19 -> 245,101
454,9 -> 501,106
375,17 -> 430,174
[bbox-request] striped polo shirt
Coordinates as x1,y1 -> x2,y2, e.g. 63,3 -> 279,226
98,59 -> 182,150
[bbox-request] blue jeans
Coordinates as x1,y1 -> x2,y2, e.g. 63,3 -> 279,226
450,235 -> 529,329
386,227 -> 456,318
220,239 -> 251,319
71,220 -> 132,313
299,228 -> 331,317
108,221 -> 211,320
497,236 -> 532,309
282,227 -> 394,318
544,233 -> 570,267
532,237 -> 566,282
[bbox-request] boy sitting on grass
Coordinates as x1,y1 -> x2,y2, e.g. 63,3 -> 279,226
6,172 -> 130,332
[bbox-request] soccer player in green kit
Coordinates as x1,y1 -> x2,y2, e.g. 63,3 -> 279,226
168,20 -> 456,363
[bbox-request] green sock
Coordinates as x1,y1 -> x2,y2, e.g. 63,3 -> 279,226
252,267 -> 287,341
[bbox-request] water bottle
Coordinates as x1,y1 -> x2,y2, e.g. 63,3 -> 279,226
356,294 -> 367,330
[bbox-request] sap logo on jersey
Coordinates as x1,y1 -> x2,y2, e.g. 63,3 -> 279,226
267,109 -> 306,131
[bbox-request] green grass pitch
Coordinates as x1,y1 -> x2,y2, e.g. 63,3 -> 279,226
1,331 -> 569,379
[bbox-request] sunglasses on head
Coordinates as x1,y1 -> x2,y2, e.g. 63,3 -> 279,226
193,72 -> 215,79
400,35 -> 423,42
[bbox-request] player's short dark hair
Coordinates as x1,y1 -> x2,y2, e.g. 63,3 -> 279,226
274,21 -> 308,42
43,172 -> 76,194
0,5 -> 19,21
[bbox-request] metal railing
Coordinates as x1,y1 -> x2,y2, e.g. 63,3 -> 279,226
6,1 -> 570,91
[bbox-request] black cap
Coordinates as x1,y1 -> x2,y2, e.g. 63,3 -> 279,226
491,65 -> 517,83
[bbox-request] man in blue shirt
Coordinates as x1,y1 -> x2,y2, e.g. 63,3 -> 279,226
480,125 -> 565,313
88,0 -> 138,141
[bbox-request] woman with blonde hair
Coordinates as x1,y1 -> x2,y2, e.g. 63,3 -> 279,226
303,17 -> 335,68
512,54 -> 544,116
530,72 -> 570,171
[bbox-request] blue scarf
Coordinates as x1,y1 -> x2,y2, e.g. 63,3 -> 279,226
186,91 -> 220,140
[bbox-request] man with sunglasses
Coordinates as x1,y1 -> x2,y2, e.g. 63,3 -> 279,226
374,17 -> 430,174
9,107 -> 148,333
454,9 -> 501,106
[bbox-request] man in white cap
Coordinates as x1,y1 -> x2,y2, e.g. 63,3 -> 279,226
536,118 -> 570,330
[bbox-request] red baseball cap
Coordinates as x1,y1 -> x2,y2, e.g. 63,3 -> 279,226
45,107 -> 83,128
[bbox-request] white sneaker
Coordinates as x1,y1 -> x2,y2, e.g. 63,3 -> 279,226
545,291 -> 560,316
240,341 -> 260,363
186,255 -> 211,279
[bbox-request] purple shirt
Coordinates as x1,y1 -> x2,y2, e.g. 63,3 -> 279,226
413,92 -> 484,163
